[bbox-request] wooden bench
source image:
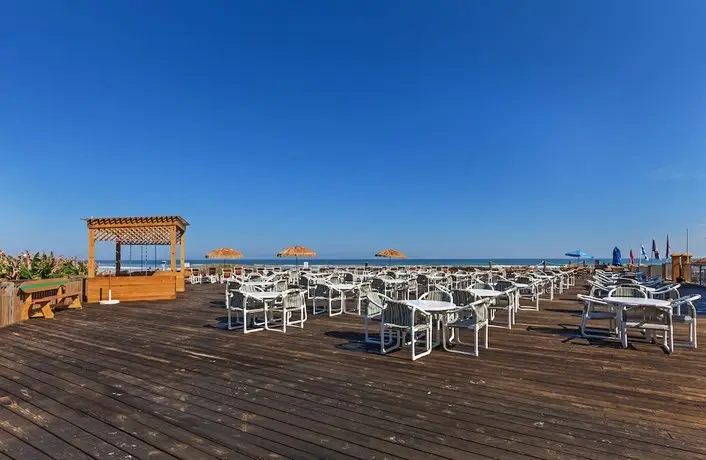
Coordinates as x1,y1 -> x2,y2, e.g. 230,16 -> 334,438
18,279 -> 83,320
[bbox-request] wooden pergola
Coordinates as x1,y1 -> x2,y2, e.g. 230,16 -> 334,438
84,216 -> 189,277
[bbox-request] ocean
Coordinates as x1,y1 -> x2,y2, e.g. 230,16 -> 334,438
98,257 -> 628,270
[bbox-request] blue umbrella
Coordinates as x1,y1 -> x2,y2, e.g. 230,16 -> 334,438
612,247 -> 622,266
565,250 -> 593,263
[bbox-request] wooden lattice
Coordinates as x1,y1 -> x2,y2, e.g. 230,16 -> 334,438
84,216 -> 188,245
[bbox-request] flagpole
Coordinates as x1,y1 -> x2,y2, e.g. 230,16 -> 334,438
686,228 -> 690,254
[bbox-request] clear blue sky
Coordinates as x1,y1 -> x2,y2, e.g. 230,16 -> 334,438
2,1 -> 705,259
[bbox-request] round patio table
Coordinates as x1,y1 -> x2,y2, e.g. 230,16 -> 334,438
603,297 -> 672,350
404,299 -> 456,312
329,283 -> 359,315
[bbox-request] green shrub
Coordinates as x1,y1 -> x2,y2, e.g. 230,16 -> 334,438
0,250 -> 89,280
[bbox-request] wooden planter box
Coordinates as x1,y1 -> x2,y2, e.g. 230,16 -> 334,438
86,274 -> 178,302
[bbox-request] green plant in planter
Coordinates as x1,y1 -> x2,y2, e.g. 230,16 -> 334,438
0,250 -> 89,280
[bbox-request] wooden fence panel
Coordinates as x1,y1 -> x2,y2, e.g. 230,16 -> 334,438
0,282 -> 18,328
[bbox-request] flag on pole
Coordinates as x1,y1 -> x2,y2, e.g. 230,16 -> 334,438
665,234 -> 671,259
651,239 -> 660,260
629,249 -> 635,265
641,244 -> 649,261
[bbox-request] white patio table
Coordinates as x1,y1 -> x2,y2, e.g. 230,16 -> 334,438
603,297 -> 673,351
247,291 -> 283,301
329,283 -> 359,314
467,289 -> 505,299
404,299 -> 457,347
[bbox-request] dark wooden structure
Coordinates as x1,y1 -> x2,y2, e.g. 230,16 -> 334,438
84,216 -> 189,302
0,282 -> 705,459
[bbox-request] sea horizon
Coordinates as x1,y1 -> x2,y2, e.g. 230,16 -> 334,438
96,256 -> 668,269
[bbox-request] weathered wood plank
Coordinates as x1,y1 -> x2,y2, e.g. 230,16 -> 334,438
1,279 -> 706,459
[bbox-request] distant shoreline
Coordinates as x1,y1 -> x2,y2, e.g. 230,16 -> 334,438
96,257 -> 670,270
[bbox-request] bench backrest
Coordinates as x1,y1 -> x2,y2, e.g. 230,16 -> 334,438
19,280 -> 67,295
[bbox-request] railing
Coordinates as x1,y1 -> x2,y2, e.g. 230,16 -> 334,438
692,265 -> 706,286
633,263 -> 671,280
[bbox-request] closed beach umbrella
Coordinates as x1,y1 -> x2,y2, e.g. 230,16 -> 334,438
375,248 -> 406,266
565,250 -> 593,265
205,247 -> 244,267
612,247 -> 622,266
277,246 -> 316,267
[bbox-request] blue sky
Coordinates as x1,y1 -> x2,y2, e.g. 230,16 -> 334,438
1,1 -> 705,259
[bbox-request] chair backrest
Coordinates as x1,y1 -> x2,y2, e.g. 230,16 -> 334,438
451,289 -> 475,306
371,278 -> 386,292
358,282 -> 372,297
191,268 -> 201,276
273,280 -> 288,292
343,272 -> 354,282
229,290 -> 246,308
608,286 -> 647,298
281,289 -> 304,309
208,267 -> 217,275
298,275 -> 308,289
420,290 -> 451,302
313,283 -> 331,297
457,298 -> 489,323
366,291 -> 387,316
494,280 -> 515,292
381,301 -> 412,327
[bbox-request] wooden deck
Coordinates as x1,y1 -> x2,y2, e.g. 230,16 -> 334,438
0,281 -> 705,459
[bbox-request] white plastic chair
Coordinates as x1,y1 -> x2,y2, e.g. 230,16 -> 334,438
380,301 -> 433,360
443,291 -> 489,356
189,268 -> 203,284
312,283 -> 342,316
226,290 -> 266,333
670,294 -> 700,349
577,294 -> 619,340
363,291 -> 392,345
279,289 -> 307,331
220,268 -> 234,284
206,266 -> 219,284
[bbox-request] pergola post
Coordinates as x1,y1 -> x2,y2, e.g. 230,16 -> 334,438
170,225 -> 177,272
88,228 -> 96,278
115,242 -> 121,275
180,233 -> 185,270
